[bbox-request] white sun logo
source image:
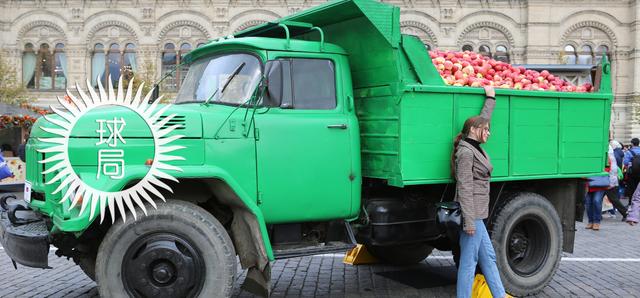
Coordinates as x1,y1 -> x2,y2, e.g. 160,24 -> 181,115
38,76 -> 184,223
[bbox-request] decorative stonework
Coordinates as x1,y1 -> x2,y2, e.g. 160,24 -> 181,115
86,20 -> 138,43
234,20 -> 268,33
400,20 -> 438,47
457,21 -> 515,48
560,21 -> 618,48
157,20 -> 211,42
18,20 -> 66,41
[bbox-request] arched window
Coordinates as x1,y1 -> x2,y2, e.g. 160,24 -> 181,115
425,44 -> 431,51
179,43 -> 192,86
495,45 -> 509,63
22,43 -> 36,88
123,43 -> 137,82
54,43 -> 67,90
595,45 -> 609,65
91,43 -> 105,86
161,43 -> 177,91
161,42 -> 193,91
462,44 -> 473,52
91,43 -> 137,87
196,43 -> 206,48
37,43 -> 53,89
107,43 -> 121,86
478,45 -> 491,58
23,43 -> 66,90
578,45 -> 593,65
562,45 -> 577,64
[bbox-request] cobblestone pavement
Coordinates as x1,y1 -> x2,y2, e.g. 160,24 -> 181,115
2,202 -> 640,297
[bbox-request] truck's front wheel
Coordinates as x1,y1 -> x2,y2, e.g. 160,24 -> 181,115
491,193 -> 562,296
95,200 -> 236,298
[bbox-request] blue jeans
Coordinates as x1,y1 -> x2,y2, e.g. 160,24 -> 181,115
457,219 -> 506,298
585,190 -> 605,224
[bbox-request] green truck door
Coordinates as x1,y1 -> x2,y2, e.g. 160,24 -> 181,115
255,57 -> 353,223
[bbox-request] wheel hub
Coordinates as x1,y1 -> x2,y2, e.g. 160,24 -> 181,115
506,217 -> 550,277
122,234 -> 205,298
152,262 -> 175,284
509,231 -> 529,256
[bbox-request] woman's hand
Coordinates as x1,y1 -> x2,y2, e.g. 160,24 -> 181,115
464,228 -> 476,236
484,85 -> 495,98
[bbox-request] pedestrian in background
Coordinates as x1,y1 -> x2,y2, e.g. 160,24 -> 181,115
604,144 -> 627,220
626,184 -> 640,226
612,140 -> 626,201
623,138 -> 640,204
452,86 -> 510,298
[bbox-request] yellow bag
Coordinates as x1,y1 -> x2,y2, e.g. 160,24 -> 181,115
472,274 -> 493,298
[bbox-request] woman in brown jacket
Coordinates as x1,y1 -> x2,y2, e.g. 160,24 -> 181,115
453,86 -> 509,298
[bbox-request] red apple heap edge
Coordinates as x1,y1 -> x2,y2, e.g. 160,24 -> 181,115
429,50 -> 594,92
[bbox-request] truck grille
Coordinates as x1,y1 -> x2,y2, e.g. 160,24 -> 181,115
156,115 -> 186,130
25,144 -> 41,184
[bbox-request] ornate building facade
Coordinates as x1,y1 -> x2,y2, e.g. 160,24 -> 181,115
0,0 -> 637,140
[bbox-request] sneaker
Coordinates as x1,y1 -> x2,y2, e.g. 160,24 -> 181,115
593,223 -> 600,230
605,213 -> 614,219
585,223 -> 594,229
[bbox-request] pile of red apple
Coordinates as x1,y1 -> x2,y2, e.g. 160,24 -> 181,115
429,50 -> 594,92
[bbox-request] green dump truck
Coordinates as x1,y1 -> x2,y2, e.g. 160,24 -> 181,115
0,0 -> 612,297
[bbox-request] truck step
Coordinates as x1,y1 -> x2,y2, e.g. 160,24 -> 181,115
273,241 -> 356,259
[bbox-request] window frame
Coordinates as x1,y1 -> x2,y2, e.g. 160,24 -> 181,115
161,42 -> 194,92
269,57 -> 338,111
91,42 -> 137,88
23,42 -> 67,91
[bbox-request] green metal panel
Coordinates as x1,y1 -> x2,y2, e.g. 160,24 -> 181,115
254,52 -> 356,223
400,92 -> 454,181
559,99 -> 606,173
357,91 -> 400,180
454,94 -> 510,178
400,35 -> 445,86
510,97 -> 559,175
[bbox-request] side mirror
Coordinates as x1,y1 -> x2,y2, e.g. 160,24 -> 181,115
264,60 -> 283,107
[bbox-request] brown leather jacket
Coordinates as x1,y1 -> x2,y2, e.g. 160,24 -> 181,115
454,97 -> 496,230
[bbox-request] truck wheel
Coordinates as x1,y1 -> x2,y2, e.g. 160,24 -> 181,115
490,193 -> 562,296
366,243 -> 434,265
95,200 -> 236,298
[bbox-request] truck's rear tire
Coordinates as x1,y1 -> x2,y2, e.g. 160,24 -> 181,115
366,243 -> 434,265
95,200 -> 236,298
490,193 -> 562,296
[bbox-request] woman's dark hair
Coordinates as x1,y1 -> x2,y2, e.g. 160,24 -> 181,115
450,116 -> 490,177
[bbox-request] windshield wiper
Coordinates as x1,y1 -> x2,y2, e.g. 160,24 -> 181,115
204,62 -> 246,105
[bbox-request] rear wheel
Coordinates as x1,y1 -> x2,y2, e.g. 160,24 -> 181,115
95,200 -> 236,298
491,193 -> 562,296
366,243 -> 434,265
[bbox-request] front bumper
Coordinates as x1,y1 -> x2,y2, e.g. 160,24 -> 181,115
0,195 -> 50,268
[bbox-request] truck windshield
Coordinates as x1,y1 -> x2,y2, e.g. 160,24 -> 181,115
175,53 -> 261,105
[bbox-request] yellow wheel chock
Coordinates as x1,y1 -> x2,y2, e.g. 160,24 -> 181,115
343,244 -> 378,265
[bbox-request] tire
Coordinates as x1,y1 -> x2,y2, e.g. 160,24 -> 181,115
490,192 -> 562,297
366,243 -> 434,265
95,200 -> 236,298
